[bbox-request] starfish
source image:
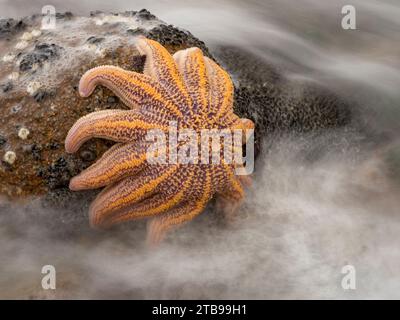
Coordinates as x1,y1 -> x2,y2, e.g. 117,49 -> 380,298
65,37 -> 254,245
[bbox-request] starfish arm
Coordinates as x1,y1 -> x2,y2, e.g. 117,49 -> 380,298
79,65 -> 183,119
146,202 -> 207,246
215,171 -> 247,223
69,142 -> 148,191
238,175 -> 252,188
89,165 -> 178,227
230,116 -> 255,131
219,164 -> 245,201
173,48 -> 209,119
65,109 -> 168,153
136,37 -> 191,111
100,170 -> 196,227
229,116 -> 255,144
220,179 -> 244,202
146,170 -> 212,245
65,38 -> 252,244
203,57 -> 235,123
215,196 -> 242,224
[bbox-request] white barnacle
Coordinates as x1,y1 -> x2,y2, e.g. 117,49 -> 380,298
85,43 -> 97,51
8,72 -> 19,81
20,32 -> 33,41
2,53 -> 16,63
18,127 -> 30,140
3,151 -> 16,165
15,41 -> 29,50
31,29 -> 42,37
26,81 -> 42,95
94,18 -> 104,26
95,47 -> 106,57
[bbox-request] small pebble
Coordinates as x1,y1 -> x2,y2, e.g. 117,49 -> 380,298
80,150 -> 96,161
0,135 -> 6,146
94,18 -> 104,26
31,29 -> 42,37
2,53 -> 15,62
107,96 -> 117,104
20,32 -> 33,41
11,104 -> 22,113
8,72 -> 19,81
18,127 -> 30,140
3,151 -> 16,165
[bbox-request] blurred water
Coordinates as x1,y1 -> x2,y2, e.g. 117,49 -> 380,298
0,0 -> 400,299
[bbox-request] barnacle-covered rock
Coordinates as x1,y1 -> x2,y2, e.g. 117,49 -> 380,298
0,10 -> 212,199
0,9 -> 353,205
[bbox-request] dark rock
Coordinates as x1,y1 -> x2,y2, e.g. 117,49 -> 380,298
136,9 -> 157,21
31,144 -> 42,160
86,36 -> 104,44
90,10 -> 104,17
0,18 -> 26,39
233,82 -> 352,156
0,82 -> 13,93
46,142 -> 60,150
33,90 -> 48,102
80,150 -> 96,162
19,43 -> 62,72
55,12 -> 73,20
42,156 -> 73,189
145,24 -> 212,58
127,27 -> 146,36
215,46 -> 355,156
0,135 -> 6,147
107,96 -> 118,104
131,54 -> 146,72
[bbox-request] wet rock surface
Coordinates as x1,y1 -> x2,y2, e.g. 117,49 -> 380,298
0,10 -> 355,229
19,43 -> 62,72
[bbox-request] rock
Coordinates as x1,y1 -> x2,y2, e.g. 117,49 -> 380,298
216,46 -> 355,156
19,43 -> 63,72
0,9 -> 353,206
0,18 -> 26,40
1,82 -> 13,93
135,9 -> 157,21
86,36 -> 104,44
146,24 -> 212,57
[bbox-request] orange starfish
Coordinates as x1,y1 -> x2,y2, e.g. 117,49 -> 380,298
65,37 -> 254,245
